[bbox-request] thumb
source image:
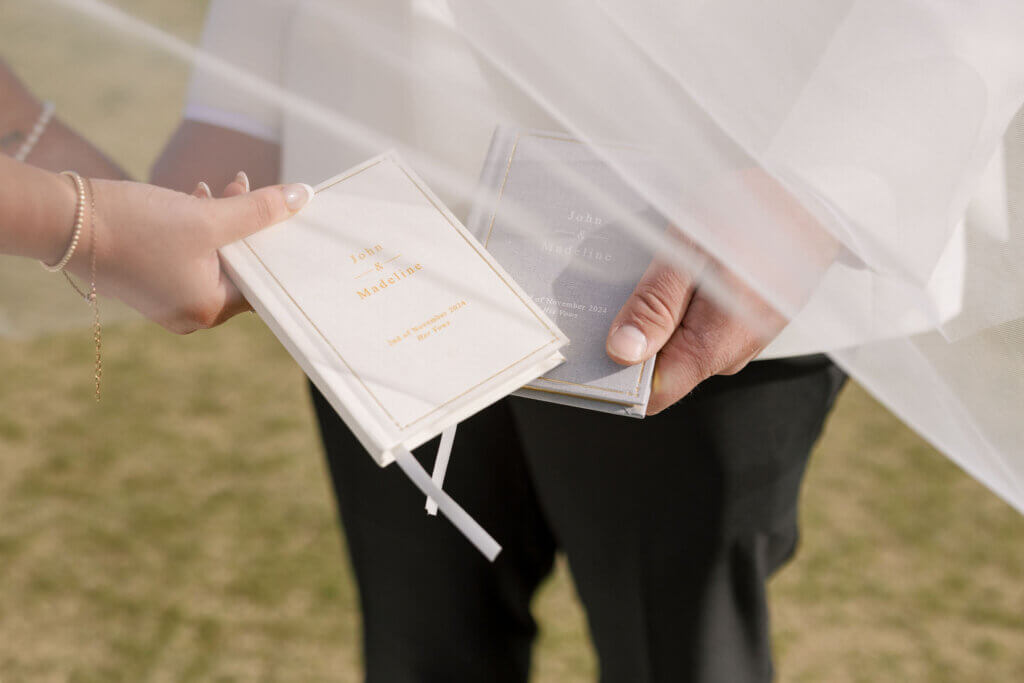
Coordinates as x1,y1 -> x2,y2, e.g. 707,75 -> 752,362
606,259 -> 703,366
209,182 -> 314,245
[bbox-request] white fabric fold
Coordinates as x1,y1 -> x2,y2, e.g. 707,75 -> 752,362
17,0 -> 1024,521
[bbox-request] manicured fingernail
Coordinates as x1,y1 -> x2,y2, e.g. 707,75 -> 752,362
607,324 -> 647,364
283,183 -> 314,211
235,171 -> 250,193
195,181 -> 212,198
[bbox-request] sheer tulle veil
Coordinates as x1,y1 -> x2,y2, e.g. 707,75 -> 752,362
7,0 -> 1024,514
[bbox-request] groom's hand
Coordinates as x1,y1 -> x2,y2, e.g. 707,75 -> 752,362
605,244 -> 787,415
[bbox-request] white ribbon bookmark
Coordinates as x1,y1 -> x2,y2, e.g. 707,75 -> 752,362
425,424 -> 458,516
392,443 -> 501,561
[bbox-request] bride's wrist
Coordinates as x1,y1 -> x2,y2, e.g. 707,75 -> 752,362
35,169 -> 80,266
0,67 -> 42,155
64,176 -> 108,280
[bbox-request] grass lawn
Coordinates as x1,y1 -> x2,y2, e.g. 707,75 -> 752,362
1,1 -> 1022,680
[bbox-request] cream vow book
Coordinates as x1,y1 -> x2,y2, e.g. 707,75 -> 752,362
220,153 -> 568,559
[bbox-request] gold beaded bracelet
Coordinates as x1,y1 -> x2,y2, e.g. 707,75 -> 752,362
14,101 -> 55,163
41,171 -> 86,272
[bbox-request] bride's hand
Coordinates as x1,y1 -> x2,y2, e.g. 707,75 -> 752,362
68,175 -> 312,334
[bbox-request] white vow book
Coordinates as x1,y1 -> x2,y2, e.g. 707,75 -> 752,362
220,153 -> 568,559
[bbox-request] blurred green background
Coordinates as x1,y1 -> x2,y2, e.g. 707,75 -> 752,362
1,1 -> 1022,681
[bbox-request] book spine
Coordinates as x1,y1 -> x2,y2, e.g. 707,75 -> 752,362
218,240 -> 396,466
466,125 -> 518,242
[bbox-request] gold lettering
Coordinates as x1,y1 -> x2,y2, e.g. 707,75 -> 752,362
354,263 -> 425,300
350,244 -> 384,264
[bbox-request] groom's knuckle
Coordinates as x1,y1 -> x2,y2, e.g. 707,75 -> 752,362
718,359 -> 748,376
675,326 -> 718,377
656,347 -> 703,399
630,280 -> 679,329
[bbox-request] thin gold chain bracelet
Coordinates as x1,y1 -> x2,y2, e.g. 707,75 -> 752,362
48,171 -> 103,401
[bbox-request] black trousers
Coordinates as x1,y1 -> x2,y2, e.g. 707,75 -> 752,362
311,356 -> 846,683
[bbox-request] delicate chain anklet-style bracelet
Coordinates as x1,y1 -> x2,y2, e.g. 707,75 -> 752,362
79,177 -> 102,401
44,171 -> 104,401
14,101 -> 54,163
